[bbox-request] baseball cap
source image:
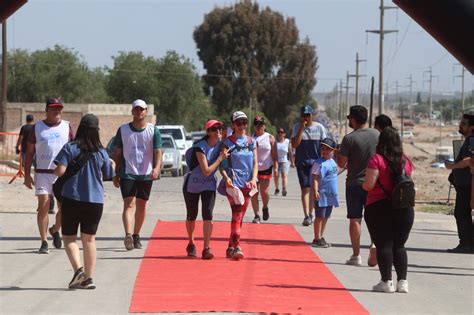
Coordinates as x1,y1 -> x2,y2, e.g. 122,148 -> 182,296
46,97 -> 63,107
300,104 -> 313,115
254,116 -> 265,124
132,99 -> 147,109
79,113 -> 99,129
321,138 -> 337,150
205,119 -> 223,130
231,111 -> 248,122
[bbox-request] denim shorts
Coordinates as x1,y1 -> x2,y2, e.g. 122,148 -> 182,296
296,165 -> 312,188
346,185 -> 367,219
315,206 -> 333,218
278,161 -> 289,174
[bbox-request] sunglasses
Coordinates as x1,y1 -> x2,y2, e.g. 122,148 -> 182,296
234,119 -> 248,126
254,122 -> 264,127
208,126 -> 223,132
277,130 -> 285,134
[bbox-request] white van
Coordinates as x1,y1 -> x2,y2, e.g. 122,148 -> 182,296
157,125 -> 193,171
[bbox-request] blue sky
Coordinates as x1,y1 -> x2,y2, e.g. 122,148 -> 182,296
6,0 -> 473,95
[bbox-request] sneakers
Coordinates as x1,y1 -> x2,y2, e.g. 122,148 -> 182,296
311,238 -> 330,248
78,278 -> 96,290
226,247 -> 234,258
186,243 -> 197,257
372,280 -> 395,293
396,279 -> 409,293
447,244 -> 472,254
368,246 -> 378,266
252,215 -> 261,224
274,189 -> 280,196
124,234 -> 134,251
38,241 -> 49,254
202,247 -> 214,260
49,226 -> 62,249
282,189 -> 287,197
346,255 -> 362,266
132,234 -> 142,249
68,267 -> 85,289
232,247 -> 244,260
302,216 -> 312,226
262,207 -> 269,221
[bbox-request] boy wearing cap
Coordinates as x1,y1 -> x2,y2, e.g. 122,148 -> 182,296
113,99 -> 163,251
291,104 -> 327,226
311,138 -> 339,248
24,97 -> 75,254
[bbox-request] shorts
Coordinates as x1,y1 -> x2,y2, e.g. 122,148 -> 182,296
257,166 -> 273,180
61,197 -> 103,235
296,165 -> 312,188
278,161 -> 289,174
34,173 -> 57,196
315,206 -> 333,218
120,179 -> 153,201
346,185 -> 367,219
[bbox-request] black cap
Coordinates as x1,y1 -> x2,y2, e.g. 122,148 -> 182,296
79,114 -> 99,129
321,138 -> 337,150
46,97 -> 63,107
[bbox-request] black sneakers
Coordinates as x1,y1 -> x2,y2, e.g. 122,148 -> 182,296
282,189 -> 287,197
49,226 -> 62,249
274,189 -> 280,196
202,247 -> 214,260
186,243 -> 197,257
262,207 -> 269,221
38,241 -> 49,254
132,234 -> 142,249
69,267 -> 85,289
78,278 -> 96,290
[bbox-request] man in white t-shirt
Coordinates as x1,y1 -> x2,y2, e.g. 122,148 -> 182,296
24,97 -> 74,254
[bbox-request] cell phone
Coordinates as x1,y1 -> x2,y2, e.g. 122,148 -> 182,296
249,186 -> 258,197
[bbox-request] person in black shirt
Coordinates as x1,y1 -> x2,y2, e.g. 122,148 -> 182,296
15,114 -> 35,163
445,114 -> 474,253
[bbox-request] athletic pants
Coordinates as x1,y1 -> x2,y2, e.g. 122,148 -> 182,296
226,187 -> 251,248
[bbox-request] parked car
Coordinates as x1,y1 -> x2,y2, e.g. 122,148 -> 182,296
157,125 -> 192,171
160,134 -> 183,177
190,131 -> 206,142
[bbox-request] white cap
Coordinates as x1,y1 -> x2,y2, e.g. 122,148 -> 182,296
132,99 -> 147,109
231,111 -> 248,122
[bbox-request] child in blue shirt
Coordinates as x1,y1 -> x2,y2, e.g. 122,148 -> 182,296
311,138 -> 339,248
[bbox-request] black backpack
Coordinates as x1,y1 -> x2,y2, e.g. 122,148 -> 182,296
378,160 -> 416,209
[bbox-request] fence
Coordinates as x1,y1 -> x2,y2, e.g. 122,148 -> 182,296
0,132 -> 23,182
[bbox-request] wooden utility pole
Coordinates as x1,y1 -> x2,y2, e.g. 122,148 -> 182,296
353,53 -> 366,105
454,63 -> 466,113
1,21 -> 6,132
423,67 -> 438,120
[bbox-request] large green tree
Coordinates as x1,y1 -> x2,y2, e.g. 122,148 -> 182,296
194,0 -> 318,127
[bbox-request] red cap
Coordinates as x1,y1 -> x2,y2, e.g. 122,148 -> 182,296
205,119 -> 223,130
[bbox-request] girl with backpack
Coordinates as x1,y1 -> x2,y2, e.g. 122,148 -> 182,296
183,120 -> 229,259
220,111 -> 258,260
362,127 -> 415,293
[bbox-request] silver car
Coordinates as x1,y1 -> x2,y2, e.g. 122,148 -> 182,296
161,134 -> 183,177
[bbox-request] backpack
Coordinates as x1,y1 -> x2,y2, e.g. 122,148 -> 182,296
378,160 -> 416,209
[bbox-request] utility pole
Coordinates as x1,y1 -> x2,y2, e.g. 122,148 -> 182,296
352,53 -> 366,105
366,0 -> 398,116
1,21 -> 7,132
406,74 -> 414,121
453,63 -> 465,113
338,79 -> 343,134
423,67 -> 438,120
344,71 -> 352,135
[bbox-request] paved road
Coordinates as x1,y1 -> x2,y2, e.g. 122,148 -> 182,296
0,169 -> 472,314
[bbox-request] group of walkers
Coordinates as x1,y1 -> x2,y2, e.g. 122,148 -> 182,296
18,96 -> 471,294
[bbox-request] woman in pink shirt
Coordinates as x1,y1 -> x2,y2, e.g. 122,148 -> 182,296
362,127 -> 414,294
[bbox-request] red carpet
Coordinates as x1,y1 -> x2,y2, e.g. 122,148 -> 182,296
130,221 -> 367,314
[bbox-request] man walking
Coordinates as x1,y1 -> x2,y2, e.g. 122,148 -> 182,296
291,104 -> 327,226
113,99 -> 163,250
24,97 -> 74,253
335,105 -> 379,266
445,114 -> 474,253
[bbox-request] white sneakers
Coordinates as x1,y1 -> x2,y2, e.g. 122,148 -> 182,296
345,255 -> 362,266
372,279 -> 409,293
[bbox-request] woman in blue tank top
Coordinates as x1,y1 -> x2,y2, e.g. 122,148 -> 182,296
183,120 -> 229,259
220,111 -> 258,260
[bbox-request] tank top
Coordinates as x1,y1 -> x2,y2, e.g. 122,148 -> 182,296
277,138 -> 290,163
253,132 -> 273,171
34,120 -> 71,171
185,139 -> 220,193
120,123 -> 155,176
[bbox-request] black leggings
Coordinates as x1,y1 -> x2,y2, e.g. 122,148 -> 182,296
364,198 -> 414,282
183,190 -> 216,221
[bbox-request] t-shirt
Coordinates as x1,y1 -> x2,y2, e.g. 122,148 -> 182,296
366,154 -> 414,206
339,128 -> 379,186
452,136 -> 472,187
114,123 -> 162,180
291,122 -> 327,167
311,157 -> 339,207
222,135 -> 256,188
54,142 -> 115,203
19,124 -> 34,153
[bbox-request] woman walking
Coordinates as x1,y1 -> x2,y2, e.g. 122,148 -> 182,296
54,114 -> 114,289
220,111 -> 258,260
362,127 -> 414,293
183,120 -> 228,259
274,127 -> 294,197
